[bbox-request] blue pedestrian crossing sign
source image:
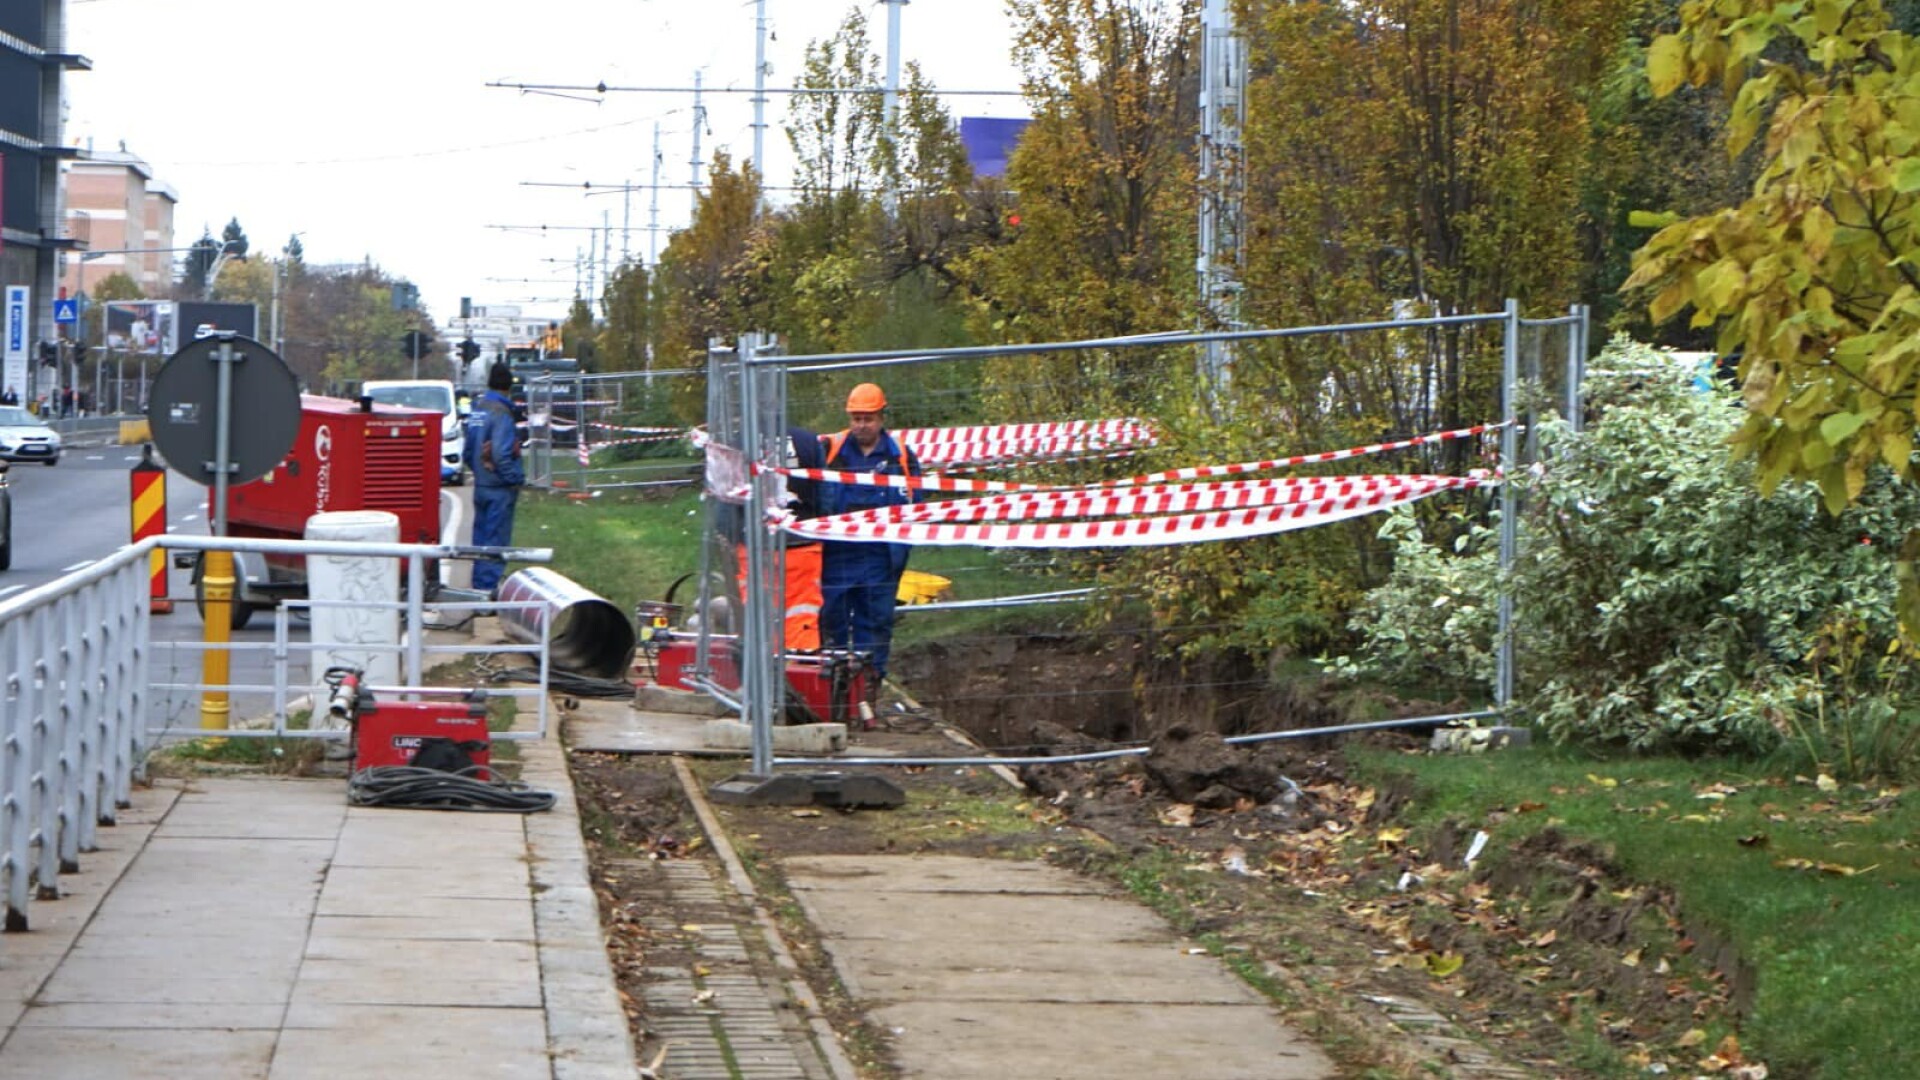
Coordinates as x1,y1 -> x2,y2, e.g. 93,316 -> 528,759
52,298 -> 78,324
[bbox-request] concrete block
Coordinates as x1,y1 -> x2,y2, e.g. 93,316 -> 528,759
702,719 -> 846,753
633,684 -> 733,716
1429,725 -> 1533,754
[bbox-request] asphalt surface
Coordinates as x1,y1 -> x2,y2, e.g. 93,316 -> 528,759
2,430 -> 473,729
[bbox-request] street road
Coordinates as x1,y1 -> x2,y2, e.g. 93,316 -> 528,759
1,443 -> 472,733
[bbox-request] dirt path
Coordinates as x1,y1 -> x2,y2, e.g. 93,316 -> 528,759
565,706 -> 1655,1078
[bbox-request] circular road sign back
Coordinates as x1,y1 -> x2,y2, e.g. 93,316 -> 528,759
146,334 -> 301,487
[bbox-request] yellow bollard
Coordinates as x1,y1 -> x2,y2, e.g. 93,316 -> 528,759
199,549 -> 235,730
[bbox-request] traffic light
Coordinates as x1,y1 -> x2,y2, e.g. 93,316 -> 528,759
37,341 -> 56,367
459,339 -> 481,363
400,329 -> 435,361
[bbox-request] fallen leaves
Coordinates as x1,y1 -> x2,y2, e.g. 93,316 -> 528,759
1158,803 -> 1195,828
1698,1033 -> 1768,1077
1774,856 -> 1878,877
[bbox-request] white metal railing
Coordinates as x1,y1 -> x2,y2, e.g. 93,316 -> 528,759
146,595 -> 553,744
0,533 -> 554,931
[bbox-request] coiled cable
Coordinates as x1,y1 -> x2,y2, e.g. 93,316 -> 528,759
347,765 -> 557,813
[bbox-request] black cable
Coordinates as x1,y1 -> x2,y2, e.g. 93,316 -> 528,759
347,766 -> 558,813
485,665 -> 635,699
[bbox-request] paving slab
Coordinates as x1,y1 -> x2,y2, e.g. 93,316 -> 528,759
14,1002 -> 286,1030
0,730 -> 637,1080
320,861 -> 534,902
814,937 -> 1257,1002
565,700 -> 735,755
792,888 -> 1173,944
871,1000 -> 1330,1080
270,1005 -> 549,1080
784,855 -> 1335,1080
785,853 -> 1105,894
0,1027 -> 276,1080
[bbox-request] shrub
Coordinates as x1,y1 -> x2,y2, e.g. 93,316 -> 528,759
1331,337 -> 1920,774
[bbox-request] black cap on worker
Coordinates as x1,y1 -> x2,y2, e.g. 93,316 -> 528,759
488,362 -> 512,391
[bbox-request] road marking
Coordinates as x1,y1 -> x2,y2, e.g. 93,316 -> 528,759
180,514 -> 199,523
61,560 -> 94,572
86,454 -> 105,461
0,586 -> 21,599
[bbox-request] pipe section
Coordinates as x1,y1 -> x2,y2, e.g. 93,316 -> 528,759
496,567 -> 635,679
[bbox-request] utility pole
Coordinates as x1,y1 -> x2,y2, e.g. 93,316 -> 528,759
882,0 -> 906,137
751,0 -> 769,191
689,70 -> 706,217
883,0 -> 907,209
649,124 -> 663,267
601,210 -> 611,306
1195,0 -> 1245,413
621,177 -> 631,264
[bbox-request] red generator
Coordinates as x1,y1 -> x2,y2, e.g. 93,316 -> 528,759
194,394 -> 444,627
351,691 -> 493,779
648,633 -> 868,726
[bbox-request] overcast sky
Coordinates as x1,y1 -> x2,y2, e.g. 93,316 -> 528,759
64,0 -> 1028,326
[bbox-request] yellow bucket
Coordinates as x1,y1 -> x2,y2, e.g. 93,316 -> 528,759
896,570 -> 952,605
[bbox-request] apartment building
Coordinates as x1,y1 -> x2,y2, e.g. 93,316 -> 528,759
61,145 -> 177,298
0,0 -> 86,395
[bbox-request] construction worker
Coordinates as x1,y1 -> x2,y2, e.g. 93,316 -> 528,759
817,383 -> 920,685
464,362 -> 526,594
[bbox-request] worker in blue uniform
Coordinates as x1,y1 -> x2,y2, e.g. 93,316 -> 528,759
464,362 -> 526,594
817,382 -> 920,687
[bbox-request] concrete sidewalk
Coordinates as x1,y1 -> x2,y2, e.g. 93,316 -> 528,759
0,736 -> 637,1080
783,855 -> 1336,1080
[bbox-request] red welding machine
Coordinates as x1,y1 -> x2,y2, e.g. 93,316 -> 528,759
327,669 -> 493,778
646,633 -> 869,726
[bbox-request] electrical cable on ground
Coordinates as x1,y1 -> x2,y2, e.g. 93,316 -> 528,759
486,664 -> 635,699
347,766 -> 557,813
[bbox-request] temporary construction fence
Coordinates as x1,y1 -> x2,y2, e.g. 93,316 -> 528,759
521,369 -> 704,493
696,303 -> 1590,778
0,533 -> 556,932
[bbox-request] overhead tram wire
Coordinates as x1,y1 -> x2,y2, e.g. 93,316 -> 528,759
518,181 -> 869,195
488,80 -> 1023,99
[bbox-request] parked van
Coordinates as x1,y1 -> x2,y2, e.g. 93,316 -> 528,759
360,378 -> 467,485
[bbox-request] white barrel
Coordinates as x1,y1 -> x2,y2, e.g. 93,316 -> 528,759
306,510 -> 401,725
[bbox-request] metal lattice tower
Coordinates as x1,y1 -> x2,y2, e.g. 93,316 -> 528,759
1195,0 -> 1246,409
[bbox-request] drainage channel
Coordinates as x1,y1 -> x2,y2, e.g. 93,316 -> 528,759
615,855 -> 831,1080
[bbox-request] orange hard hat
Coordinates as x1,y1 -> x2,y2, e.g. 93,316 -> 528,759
846,382 -> 887,413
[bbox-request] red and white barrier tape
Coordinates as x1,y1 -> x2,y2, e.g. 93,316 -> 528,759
822,473 -> 1488,525
766,421 -> 1506,495
580,432 -> 692,454
893,418 -> 1155,446
592,422 -> 685,437
785,476 -> 1485,548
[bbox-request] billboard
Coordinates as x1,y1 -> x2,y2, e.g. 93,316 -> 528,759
177,301 -> 259,343
105,300 -> 174,355
960,117 -> 1032,179
3,285 -> 25,398
103,300 -> 258,355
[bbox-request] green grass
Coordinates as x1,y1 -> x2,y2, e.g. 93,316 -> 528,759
1350,744 -> 1920,1080
512,486 -> 706,610
514,485 -> 1102,649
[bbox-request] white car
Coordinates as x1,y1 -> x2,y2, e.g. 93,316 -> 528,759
0,406 -> 60,466
359,379 -> 465,484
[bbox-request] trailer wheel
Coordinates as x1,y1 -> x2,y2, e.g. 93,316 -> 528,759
193,555 -> 255,630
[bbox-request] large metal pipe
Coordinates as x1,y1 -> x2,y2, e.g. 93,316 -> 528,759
495,567 -> 635,679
